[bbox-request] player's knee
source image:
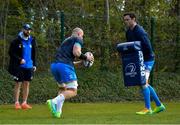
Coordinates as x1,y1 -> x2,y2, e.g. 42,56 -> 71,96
72,88 -> 78,96
67,88 -> 77,97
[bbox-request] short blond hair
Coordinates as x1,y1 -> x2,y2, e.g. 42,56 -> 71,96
71,27 -> 83,37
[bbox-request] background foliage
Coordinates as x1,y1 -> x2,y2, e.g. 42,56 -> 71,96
0,0 -> 179,103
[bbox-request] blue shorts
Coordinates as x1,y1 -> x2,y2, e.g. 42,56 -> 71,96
50,62 -> 77,83
144,60 -> 155,71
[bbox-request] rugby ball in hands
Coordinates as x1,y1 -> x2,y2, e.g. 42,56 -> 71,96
83,52 -> 94,68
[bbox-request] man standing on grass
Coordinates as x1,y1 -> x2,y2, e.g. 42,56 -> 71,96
123,12 -> 165,115
47,27 -> 94,118
8,24 -> 37,110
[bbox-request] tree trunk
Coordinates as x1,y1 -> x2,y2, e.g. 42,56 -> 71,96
173,0 -> 180,72
100,0 -> 110,71
2,0 -> 9,69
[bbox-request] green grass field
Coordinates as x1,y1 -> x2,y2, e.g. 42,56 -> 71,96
0,102 -> 180,124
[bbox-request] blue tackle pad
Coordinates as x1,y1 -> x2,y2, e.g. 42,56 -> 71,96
117,41 -> 146,86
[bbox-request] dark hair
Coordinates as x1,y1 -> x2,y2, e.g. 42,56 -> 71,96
123,12 -> 136,19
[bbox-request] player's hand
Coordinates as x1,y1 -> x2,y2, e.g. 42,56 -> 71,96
73,60 -> 83,65
20,59 -> 26,64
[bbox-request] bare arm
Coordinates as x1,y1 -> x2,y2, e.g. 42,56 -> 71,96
73,44 -> 82,57
73,44 -> 94,61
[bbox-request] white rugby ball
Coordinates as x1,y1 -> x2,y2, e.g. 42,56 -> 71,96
83,52 -> 94,68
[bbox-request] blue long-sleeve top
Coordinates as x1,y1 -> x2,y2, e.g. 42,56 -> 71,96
126,24 -> 155,61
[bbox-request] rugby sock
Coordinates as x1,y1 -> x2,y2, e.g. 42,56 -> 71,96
142,87 -> 151,109
56,94 -> 65,112
52,97 -> 57,104
148,85 -> 161,106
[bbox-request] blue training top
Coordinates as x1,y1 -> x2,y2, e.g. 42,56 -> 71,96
19,32 -> 33,68
54,36 -> 83,66
126,24 -> 155,61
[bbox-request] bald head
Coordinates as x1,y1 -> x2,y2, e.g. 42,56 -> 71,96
71,27 -> 84,39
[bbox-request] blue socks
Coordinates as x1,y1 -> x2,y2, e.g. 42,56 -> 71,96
142,86 -> 151,109
148,85 -> 161,106
142,85 -> 161,110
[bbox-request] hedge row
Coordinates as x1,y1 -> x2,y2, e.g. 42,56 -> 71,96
0,68 -> 179,104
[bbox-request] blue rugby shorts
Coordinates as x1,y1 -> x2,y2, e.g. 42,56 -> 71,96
50,62 -> 77,84
144,60 -> 155,72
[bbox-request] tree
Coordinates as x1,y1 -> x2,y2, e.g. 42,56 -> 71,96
100,0 -> 111,70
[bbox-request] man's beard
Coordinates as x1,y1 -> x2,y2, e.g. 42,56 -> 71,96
23,32 -> 29,37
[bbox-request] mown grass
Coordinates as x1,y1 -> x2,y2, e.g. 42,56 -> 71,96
0,102 -> 180,124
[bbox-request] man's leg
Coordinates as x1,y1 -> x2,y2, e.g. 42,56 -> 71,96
48,81 -> 78,118
56,88 -> 77,112
148,85 -> 165,113
142,84 -> 151,110
60,88 -> 77,99
22,81 -> 29,103
14,82 -> 21,109
51,88 -> 77,118
21,81 -> 32,109
48,63 -> 78,118
146,65 -> 165,113
148,85 -> 161,106
136,71 -> 152,115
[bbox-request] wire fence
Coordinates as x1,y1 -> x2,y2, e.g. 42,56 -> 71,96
0,10 -> 179,72
0,9 -> 180,103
